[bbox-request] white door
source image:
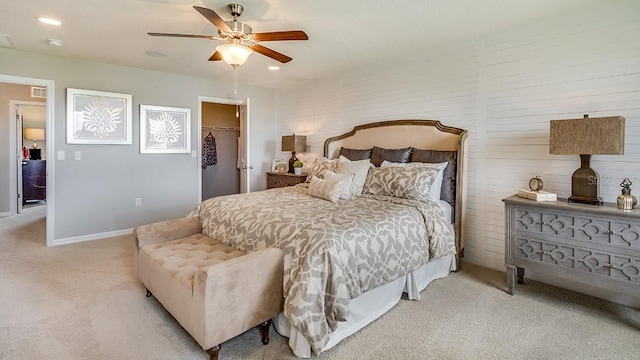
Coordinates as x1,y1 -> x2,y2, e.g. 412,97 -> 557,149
15,105 -> 23,213
239,98 -> 251,193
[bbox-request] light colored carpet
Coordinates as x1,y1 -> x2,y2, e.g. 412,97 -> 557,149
1,207 -> 638,360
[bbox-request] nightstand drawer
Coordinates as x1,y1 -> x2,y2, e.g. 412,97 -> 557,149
266,172 -> 307,189
514,207 -> 640,252
515,235 -> 640,285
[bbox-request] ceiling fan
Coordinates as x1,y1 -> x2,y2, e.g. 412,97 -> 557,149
148,4 -> 308,65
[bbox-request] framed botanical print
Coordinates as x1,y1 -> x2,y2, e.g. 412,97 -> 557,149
140,105 -> 191,154
66,88 -> 132,144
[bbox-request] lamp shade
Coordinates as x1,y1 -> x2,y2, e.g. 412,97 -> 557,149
216,44 -> 253,67
24,128 -> 45,141
550,115 -> 624,155
281,134 -> 306,153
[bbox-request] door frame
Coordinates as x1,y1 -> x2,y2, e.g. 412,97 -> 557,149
2,74 -> 55,246
10,100 -> 46,214
197,96 -> 249,202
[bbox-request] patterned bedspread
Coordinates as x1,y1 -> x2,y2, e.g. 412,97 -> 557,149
188,185 -> 455,354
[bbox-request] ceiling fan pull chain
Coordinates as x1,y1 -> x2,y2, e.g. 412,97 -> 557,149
233,65 -> 238,96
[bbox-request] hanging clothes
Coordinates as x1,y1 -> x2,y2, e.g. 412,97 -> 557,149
202,132 -> 217,168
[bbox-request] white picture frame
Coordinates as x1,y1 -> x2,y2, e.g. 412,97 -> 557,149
271,158 -> 284,172
140,105 -> 191,154
66,88 -> 132,144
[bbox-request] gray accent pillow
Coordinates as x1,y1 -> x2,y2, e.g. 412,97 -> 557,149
362,166 -> 438,201
411,149 -> 457,207
339,147 -> 372,161
370,146 -> 412,167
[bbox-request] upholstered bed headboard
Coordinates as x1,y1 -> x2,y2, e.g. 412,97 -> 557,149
323,119 -> 468,265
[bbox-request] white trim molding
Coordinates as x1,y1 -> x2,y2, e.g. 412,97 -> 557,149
51,228 -> 133,246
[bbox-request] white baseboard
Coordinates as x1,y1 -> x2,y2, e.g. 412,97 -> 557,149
0,211 -> 12,218
51,228 -> 133,246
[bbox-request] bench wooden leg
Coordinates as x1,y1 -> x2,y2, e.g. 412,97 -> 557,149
206,344 -> 221,360
257,319 -> 272,345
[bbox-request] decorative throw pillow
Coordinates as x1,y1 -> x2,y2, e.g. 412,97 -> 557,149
363,166 -> 439,201
305,157 -> 338,183
411,149 -> 457,206
339,147 -> 372,161
380,160 -> 447,202
322,170 -> 355,200
336,155 -> 372,196
307,175 -> 345,203
370,146 -> 412,167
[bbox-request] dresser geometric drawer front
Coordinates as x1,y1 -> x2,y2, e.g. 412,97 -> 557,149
515,208 -> 640,251
505,196 -> 640,297
515,236 -> 640,285
515,209 -> 577,237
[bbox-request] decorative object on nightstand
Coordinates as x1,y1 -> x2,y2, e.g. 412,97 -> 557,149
281,134 -> 306,173
617,178 -> 638,211
293,160 -> 303,175
24,128 -> 45,160
266,172 -> 307,189
517,176 -> 557,201
549,114 -> 625,205
528,176 -> 543,191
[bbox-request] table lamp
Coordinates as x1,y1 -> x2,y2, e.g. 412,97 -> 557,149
24,128 -> 45,160
549,114 -> 625,205
281,134 -> 306,173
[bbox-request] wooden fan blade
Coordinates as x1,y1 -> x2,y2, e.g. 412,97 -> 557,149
209,51 -> 223,61
193,6 -> 232,33
253,31 -> 308,42
148,32 -> 219,40
251,44 -> 292,63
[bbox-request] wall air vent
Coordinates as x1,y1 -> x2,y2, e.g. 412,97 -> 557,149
31,86 -> 47,99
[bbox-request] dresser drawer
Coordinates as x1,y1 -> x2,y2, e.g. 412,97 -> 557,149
515,235 -> 640,285
514,207 -> 640,252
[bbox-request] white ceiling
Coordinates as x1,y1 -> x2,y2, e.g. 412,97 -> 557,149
1,0 -> 606,89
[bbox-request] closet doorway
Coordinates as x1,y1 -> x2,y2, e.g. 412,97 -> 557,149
198,97 -> 250,201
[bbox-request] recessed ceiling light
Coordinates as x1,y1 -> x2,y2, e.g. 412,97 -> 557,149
37,17 -> 62,26
47,39 -> 63,47
268,66 -> 280,71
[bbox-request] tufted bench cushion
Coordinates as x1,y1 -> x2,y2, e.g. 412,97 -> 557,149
133,217 -> 284,360
140,234 -> 245,290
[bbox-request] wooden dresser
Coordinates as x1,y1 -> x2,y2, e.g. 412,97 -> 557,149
266,172 -> 307,189
22,160 -> 46,203
503,195 -> 640,297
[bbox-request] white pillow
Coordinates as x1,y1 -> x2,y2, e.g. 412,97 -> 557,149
380,160 -> 447,202
307,175 -> 345,203
322,170 -> 355,200
336,155 -> 371,196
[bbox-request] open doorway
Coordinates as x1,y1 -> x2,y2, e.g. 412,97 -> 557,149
201,102 -> 240,199
1,74 -> 54,246
13,101 -> 47,213
197,96 -> 250,202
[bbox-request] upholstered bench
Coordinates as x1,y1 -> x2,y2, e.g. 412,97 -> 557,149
133,216 -> 284,360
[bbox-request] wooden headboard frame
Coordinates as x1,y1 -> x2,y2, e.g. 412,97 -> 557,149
323,119 -> 468,267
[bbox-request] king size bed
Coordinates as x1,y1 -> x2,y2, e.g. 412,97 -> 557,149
188,119 -> 468,357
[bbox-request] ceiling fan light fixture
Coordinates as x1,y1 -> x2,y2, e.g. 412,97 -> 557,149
216,43 -> 253,67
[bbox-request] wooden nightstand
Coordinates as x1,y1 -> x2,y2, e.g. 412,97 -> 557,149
266,172 -> 307,189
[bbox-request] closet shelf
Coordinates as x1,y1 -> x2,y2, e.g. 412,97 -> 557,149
203,126 -> 239,131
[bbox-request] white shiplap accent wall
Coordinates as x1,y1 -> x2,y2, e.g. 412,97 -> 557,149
277,3 -> 640,285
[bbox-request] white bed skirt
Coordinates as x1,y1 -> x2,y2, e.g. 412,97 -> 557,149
274,254 -> 456,358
